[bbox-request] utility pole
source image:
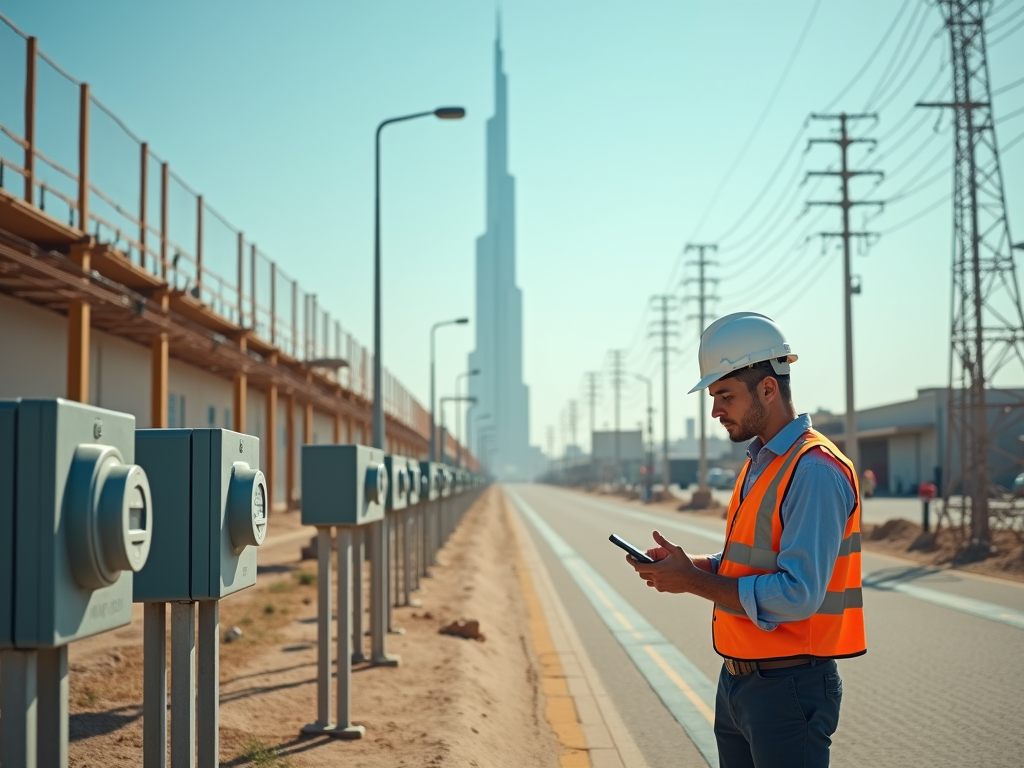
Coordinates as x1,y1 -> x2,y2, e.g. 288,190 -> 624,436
684,244 -> 718,508
567,399 -> 579,476
608,350 -> 627,482
807,113 -> 883,480
919,0 -> 1024,555
649,296 -> 680,495
583,372 -> 600,482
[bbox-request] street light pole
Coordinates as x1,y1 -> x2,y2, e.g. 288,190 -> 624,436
429,317 -> 469,461
372,106 -> 465,450
455,369 -> 480,467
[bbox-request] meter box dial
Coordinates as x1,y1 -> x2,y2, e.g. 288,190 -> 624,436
302,444 -> 388,527
0,399 -> 153,649
384,455 -> 409,512
133,429 -> 266,602
405,457 -> 422,506
419,461 -> 440,502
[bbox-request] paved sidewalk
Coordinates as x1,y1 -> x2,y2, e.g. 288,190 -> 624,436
509,493 -> 652,768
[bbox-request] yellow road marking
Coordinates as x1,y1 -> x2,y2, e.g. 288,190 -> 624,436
506,492 -> 592,768
643,645 -> 716,724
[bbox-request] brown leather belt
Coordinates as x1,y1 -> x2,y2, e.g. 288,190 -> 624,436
723,657 -> 822,676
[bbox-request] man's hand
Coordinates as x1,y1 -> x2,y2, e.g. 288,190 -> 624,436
627,531 -> 700,593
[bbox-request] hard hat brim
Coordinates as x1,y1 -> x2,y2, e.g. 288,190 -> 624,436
688,353 -> 798,394
688,371 -> 727,394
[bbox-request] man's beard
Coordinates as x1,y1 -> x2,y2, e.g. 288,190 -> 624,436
728,395 -> 769,443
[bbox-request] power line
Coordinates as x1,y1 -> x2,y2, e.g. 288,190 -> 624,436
821,0 -> 915,112
863,0 -> 930,110
607,349 -> 627,477
689,0 -> 824,241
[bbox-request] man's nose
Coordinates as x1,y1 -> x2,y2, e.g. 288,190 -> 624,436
710,400 -> 725,418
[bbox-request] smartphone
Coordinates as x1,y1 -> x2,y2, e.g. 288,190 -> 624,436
609,534 -> 655,564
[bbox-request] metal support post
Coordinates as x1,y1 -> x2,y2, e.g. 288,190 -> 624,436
387,513 -> 403,634
333,528 -> 364,738
352,529 -> 366,663
37,645 -> 69,768
369,519 -> 399,665
1,648 -> 39,768
170,602 -> 196,768
144,603 -> 168,768
197,602 -> 219,768
402,511 -> 413,606
302,528 -> 335,734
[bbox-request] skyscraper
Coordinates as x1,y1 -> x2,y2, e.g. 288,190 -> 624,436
468,23 -> 536,480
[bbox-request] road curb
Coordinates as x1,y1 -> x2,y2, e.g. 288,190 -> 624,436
505,488 -> 651,768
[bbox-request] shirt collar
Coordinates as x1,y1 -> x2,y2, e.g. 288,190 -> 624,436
746,413 -> 813,462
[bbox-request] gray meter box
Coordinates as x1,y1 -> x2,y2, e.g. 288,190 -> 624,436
133,429 -> 266,602
385,455 -> 409,511
1,399 -> 152,648
440,467 -> 454,498
302,444 -> 387,527
405,457 -> 422,506
419,461 -> 440,502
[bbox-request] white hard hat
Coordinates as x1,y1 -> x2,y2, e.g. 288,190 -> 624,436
688,312 -> 797,394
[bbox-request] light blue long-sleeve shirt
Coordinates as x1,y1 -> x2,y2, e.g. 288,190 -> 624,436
708,413 -> 856,631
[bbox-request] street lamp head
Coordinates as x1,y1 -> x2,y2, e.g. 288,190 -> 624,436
469,369 -> 481,376
456,317 -> 470,324
435,107 -> 466,120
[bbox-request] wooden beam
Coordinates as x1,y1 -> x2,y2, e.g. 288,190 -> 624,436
333,412 -> 342,444
24,37 -> 37,205
233,335 -> 247,433
285,393 -> 296,510
303,402 -> 313,447
151,333 -> 168,428
66,243 -> 91,402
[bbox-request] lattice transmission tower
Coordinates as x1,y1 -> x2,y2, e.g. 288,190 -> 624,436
920,0 -> 1024,551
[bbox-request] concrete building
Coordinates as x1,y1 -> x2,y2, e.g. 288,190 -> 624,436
813,388 -> 1024,496
467,23 -> 539,480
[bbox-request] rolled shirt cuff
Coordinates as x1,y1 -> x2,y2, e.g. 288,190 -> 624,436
738,574 -> 778,631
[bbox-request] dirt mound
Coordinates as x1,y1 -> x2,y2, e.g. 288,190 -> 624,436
861,519 -> 1024,583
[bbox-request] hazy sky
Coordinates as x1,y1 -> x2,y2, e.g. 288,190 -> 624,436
1,0 -> 1022,454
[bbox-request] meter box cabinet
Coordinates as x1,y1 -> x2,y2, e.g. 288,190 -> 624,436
0,399 -> 153,649
419,461 -> 441,503
439,466 -> 454,499
303,444 -> 388,527
133,429 -> 267,602
384,455 -> 410,512
405,457 -> 422,506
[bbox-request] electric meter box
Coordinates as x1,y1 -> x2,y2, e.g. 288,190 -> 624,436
405,457 -> 422,506
440,467 -> 454,499
0,399 -> 153,649
302,444 -> 388,527
133,429 -> 266,603
384,455 -> 409,511
419,461 -> 441,502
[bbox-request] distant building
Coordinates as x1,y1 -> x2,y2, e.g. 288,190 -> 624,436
814,387 -> 1024,495
468,22 -> 541,481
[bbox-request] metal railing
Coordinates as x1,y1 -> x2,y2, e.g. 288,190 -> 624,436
0,13 -> 431,438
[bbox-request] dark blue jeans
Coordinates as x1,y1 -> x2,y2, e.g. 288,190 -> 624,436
714,660 -> 842,768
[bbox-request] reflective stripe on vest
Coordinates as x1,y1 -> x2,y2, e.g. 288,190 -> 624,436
712,429 -> 867,662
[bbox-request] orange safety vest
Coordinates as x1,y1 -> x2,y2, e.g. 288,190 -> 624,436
713,428 -> 867,662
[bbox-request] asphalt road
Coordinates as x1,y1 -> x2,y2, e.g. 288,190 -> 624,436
509,484 -> 1024,768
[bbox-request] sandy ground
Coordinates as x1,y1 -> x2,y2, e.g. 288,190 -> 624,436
54,488 -> 562,767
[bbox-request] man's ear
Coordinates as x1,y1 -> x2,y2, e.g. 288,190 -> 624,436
761,376 -> 779,403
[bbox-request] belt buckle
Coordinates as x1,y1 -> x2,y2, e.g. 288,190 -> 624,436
725,658 -> 750,676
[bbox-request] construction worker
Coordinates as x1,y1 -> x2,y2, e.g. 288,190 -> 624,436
626,312 -> 865,768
